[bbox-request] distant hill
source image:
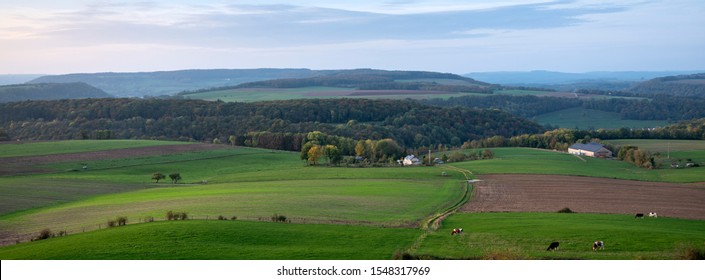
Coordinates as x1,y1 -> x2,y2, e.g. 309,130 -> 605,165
0,75 -> 44,86
629,73 -> 705,97
28,69 -> 323,97
0,83 -> 111,103
179,69 -> 496,100
465,70 -> 702,85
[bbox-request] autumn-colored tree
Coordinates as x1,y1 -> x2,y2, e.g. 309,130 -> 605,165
307,145 -> 323,165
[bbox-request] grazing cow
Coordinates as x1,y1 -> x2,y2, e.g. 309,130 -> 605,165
592,240 -> 604,251
635,213 -> 644,218
451,228 -> 464,235
649,212 -> 658,218
546,242 -> 560,251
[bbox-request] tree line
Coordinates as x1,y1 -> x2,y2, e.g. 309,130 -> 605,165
0,98 -> 544,149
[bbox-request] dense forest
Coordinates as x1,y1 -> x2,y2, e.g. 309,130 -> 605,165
0,83 -> 111,103
424,94 -> 705,121
629,73 -> 705,97
0,98 -> 544,149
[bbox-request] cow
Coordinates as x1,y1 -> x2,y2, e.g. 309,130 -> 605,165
592,240 -> 604,251
649,212 -> 658,218
451,228 -> 464,235
635,213 -> 644,218
546,242 -> 560,251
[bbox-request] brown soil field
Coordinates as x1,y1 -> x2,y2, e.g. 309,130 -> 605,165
0,143 -> 229,176
463,174 -> 705,220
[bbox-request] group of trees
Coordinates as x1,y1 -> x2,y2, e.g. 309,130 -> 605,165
151,173 -> 181,183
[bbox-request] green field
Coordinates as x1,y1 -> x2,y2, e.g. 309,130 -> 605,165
414,212 -> 705,260
0,140 -> 187,158
533,107 -> 668,130
0,220 -> 420,259
0,140 -> 703,259
449,147 -> 704,183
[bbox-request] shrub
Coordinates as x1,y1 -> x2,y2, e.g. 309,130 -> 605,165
107,220 -> 117,227
117,216 -> 128,226
33,229 -> 54,241
231,216 -> 238,220
144,216 -> 154,222
166,211 -> 175,221
218,215 -> 226,220
557,207 -> 575,213
178,212 -> 188,220
271,213 -> 288,223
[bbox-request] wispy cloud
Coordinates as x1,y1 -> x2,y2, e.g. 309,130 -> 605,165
0,0 -> 703,74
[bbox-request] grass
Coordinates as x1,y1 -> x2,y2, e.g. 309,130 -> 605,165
0,140 -> 187,158
533,107 -> 668,130
450,147 -> 704,183
0,220 -> 421,259
413,212 -> 705,260
0,178 -> 464,243
0,178 -> 145,216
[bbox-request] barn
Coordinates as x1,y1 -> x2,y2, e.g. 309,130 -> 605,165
568,143 -> 612,158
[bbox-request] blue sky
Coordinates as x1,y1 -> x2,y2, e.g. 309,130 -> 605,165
1,0 -> 703,74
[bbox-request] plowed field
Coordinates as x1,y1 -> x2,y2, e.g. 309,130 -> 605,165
463,174 -> 705,220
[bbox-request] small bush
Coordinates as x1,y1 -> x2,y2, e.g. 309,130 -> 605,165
271,214 -> 287,223
218,215 -> 226,220
117,216 -> 128,226
33,229 -> 54,241
107,220 -> 117,227
231,216 -> 237,220
144,216 -> 154,222
166,211 -> 188,220
557,207 -> 575,213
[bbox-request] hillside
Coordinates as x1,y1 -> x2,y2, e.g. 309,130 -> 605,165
179,69 -> 496,100
630,73 -> 705,97
0,83 -> 111,103
28,69 -> 322,97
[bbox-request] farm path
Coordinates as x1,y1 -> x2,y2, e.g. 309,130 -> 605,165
463,174 -> 705,220
0,143 -> 229,176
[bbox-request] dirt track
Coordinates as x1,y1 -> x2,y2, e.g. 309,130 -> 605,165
463,174 -> 705,220
0,143 -> 229,176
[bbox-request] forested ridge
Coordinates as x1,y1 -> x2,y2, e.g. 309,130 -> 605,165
424,94 -> 705,121
629,73 -> 705,97
0,98 -> 544,149
180,69 -> 496,95
0,83 -> 111,103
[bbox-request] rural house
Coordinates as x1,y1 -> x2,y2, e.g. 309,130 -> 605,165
401,155 -> 422,166
568,142 -> 613,158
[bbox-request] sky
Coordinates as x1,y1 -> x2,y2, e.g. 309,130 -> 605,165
1,0 -> 704,75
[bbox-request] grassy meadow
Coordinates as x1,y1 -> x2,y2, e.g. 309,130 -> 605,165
413,212 -> 705,260
0,220 -> 420,260
449,147 -> 704,183
533,107 -> 668,130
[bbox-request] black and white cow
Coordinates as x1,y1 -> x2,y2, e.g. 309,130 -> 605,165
546,242 -> 560,251
648,212 -> 658,218
592,240 -> 604,251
